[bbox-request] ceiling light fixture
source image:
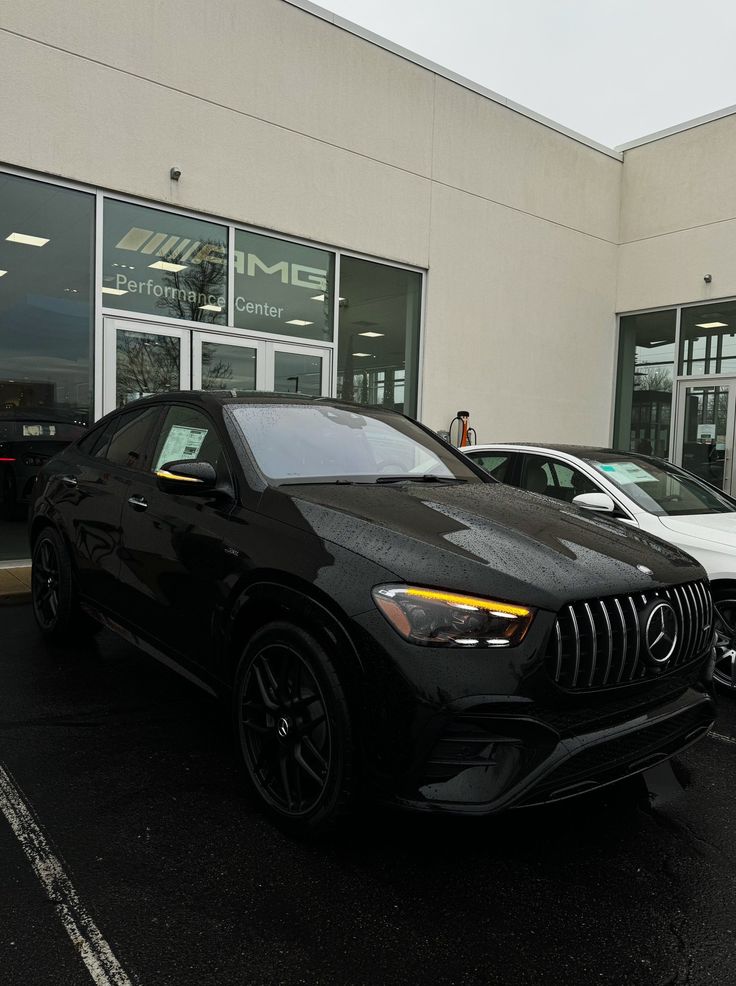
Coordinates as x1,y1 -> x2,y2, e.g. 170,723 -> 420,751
149,260 -> 188,272
0,270 -> 7,277
198,304 -> 222,312
286,319 -> 313,326
358,331 -> 384,338
102,287 -> 128,296
352,352 -> 371,357
695,321 -> 728,329
310,294 -> 346,302
6,232 -> 49,246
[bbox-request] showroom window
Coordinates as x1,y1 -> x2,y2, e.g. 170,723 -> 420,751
0,171 -> 94,561
102,199 -> 228,324
233,230 -> 335,342
679,300 -> 736,376
613,310 -> 676,458
336,257 -> 421,415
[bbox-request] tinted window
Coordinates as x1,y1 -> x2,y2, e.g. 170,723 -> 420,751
77,423 -> 107,454
152,405 -> 227,480
466,452 -> 512,481
105,407 -> 160,471
231,404 -> 480,483
520,455 -> 597,502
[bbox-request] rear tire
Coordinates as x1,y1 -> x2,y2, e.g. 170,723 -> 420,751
32,527 -> 99,642
233,621 -> 355,835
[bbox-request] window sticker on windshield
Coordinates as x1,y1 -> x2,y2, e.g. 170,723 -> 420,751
595,461 -> 659,485
156,425 -> 208,469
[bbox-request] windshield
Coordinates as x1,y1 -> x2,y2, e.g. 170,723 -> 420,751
230,404 -> 482,484
586,455 -> 736,516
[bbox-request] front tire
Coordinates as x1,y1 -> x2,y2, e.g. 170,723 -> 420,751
32,527 -> 96,642
712,589 -> 736,692
233,621 -> 355,834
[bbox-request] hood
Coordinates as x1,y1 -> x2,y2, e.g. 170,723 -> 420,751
658,511 -> 736,548
265,482 -> 704,613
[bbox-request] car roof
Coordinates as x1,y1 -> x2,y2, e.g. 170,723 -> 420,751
107,391 -> 406,416
464,443 -> 665,465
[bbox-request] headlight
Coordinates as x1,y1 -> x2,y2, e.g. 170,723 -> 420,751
372,585 -> 535,648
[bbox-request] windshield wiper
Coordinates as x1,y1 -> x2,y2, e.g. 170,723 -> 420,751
277,479 -> 359,486
374,475 -> 467,484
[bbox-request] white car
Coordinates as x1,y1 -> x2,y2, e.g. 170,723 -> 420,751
463,442 -> 736,692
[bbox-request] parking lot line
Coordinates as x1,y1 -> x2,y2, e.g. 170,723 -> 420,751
0,763 -> 135,986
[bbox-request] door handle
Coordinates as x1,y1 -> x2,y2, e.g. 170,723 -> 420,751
127,495 -> 148,511
61,475 -> 78,488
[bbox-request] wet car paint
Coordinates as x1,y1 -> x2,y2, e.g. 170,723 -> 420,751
30,393 -> 717,816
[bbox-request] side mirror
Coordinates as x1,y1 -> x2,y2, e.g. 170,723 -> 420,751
572,491 -> 616,513
156,459 -> 217,494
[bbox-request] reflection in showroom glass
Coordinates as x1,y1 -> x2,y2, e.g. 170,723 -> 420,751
0,172 -> 94,560
103,199 -> 228,325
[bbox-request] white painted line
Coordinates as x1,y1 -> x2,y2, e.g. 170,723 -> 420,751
708,730 -> 736,747
0,763 -> 135,986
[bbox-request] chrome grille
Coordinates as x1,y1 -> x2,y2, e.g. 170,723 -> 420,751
545,580 -> 713,690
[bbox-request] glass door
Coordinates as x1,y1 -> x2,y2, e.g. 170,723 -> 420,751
192,332 -> 266,392
673,377 -> 736,493
269,343 -> 331,396
103,318 -> 191,414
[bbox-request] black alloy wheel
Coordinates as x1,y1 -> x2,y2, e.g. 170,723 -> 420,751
713,594 -> 736,692
235,622 -> 354,832
31,527 -> 96,641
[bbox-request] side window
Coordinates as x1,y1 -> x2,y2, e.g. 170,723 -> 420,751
77,424 -> 105,455
520,455 -> 597,502
466,452 -> 512,482
105,407 -> 161,471
152,405 -> 226,481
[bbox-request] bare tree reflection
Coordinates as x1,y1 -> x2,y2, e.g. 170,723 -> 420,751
116,334 -> 181,405
155,239 -> 227,324
201,343 -> 234,390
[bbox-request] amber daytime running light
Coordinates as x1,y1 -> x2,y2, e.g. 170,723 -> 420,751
372,585 -> 535,648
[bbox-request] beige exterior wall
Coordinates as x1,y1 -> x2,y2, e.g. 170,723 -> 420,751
0,0 -> 622,440
618,115 -> 736,313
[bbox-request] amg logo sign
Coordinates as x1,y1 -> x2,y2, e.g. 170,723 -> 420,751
115,227 -> 226,267
116,227 -> 328,291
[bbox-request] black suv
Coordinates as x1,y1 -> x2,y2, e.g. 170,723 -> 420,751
30,393 -> 716,832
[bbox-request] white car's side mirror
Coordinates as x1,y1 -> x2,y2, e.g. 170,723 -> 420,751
573,491 -> 616,513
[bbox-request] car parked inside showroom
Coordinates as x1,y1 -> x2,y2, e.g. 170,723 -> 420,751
30,394 -> 716,832
463,442 -> 736,693
0,407 -> 87,517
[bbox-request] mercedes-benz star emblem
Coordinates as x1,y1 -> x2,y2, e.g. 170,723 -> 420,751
277,716 -> 291,739
641,600 -> 678,666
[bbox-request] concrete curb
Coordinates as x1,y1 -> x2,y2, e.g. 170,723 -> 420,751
0,568 -> 32,606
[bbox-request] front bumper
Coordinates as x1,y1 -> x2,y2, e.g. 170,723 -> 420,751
395,686 -> 714,814
351,608 -> 716,815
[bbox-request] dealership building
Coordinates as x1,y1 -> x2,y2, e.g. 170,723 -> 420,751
3,0 -> 736,562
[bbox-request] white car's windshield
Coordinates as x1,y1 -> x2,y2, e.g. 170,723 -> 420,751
586,455 -> 736,516
231,404 -> 482,484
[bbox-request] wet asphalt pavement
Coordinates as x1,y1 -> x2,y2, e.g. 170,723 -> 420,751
1,603 -> 735,986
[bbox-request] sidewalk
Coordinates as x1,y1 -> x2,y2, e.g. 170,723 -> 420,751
0,567 -> 31,604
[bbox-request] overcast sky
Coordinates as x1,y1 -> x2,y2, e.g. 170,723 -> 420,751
315,0 -> 736,148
